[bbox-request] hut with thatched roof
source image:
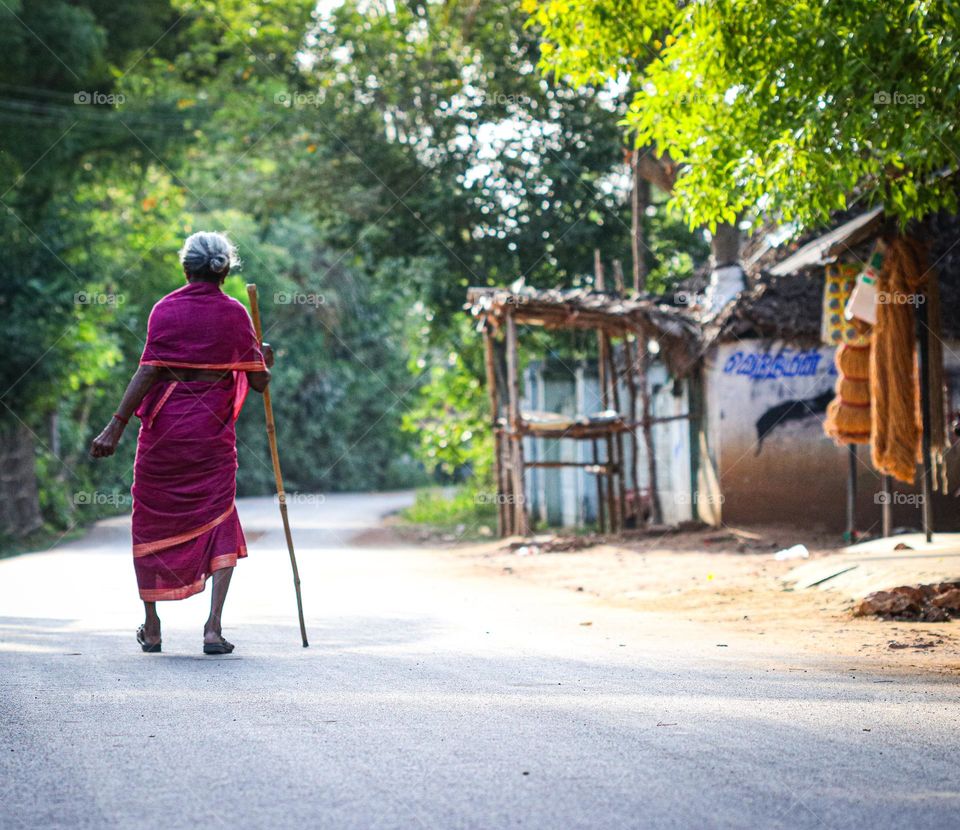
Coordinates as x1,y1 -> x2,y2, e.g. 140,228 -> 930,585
465,280 -> 703,535
466,208 -> 960,537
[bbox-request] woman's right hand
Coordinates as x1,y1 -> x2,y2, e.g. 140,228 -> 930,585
261,342 -> 275,369
90,420 -> 124,459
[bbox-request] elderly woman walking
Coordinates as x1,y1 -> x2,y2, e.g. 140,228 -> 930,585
91,232 -> 273,655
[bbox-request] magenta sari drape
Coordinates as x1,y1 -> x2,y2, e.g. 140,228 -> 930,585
131,282 -> 265,602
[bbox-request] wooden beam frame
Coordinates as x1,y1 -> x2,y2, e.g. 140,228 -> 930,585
483,327 -> 507,537
504,310 -> 530,535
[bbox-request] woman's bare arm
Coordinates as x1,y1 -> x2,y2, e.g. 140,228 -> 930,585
90,365 -> 162,458
246,342 -> 274,394
247,369 -> 271,394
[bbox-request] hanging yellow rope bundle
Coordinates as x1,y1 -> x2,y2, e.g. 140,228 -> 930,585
869,236 -> 948,485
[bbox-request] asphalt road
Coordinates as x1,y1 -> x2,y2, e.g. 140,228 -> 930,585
1,492 -> 958,829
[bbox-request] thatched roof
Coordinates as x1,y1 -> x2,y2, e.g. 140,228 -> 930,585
920,209 -> 960,340
465,283 -> 703,376
467,204 -> 960,378
707,270 -> 825,346
713,205 -> 960,345
768,206 -> 885,276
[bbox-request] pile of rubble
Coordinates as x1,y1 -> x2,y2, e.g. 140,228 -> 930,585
505,535 -> 602,556
854,582 -> 960,622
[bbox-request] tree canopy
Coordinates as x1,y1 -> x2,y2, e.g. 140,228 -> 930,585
529,0 -> 960,230
0,0 -> 709,543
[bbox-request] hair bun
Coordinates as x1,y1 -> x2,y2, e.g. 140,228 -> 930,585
209,253 -> 229,274
179,231 -> 238,278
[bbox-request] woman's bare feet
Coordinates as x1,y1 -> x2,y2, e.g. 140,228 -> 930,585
142,602 -> 161,647
203,623 -> 228,645
202,622 -> 234,654
204,566 -> 234,644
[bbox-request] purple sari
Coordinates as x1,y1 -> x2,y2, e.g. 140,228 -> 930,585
131,281 -> 265,601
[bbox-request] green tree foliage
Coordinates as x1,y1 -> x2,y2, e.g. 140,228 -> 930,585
251,0 -> 704,481
257,0 -> 641,319
529,0 -> 960,230
402,314 -> 493,481
0,1 -> 192,536
0,1 -> 177,415
226,216 -> 427,495
0,0 -> 709,542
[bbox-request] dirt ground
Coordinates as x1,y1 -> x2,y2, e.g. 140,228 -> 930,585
366,521 -> 960,676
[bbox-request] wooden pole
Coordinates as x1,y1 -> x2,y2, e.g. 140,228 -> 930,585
638,348 -> 663,525
631,148 -> 649,293
504,310 -> 530,535
592,438 -> 605,532
246,284 -> 309,648
620,335 -> 641,527
611,259 -> 626,296
614,260 -> 641,526
916,298 -> 934,542
502,429 -> 515,537
594,252 -> 619,531
686,371 -> 704,526
594,252 -> 610,413
483,328 -> 507,537
846,444 -> 857,543
604,333 -> 626,533
881,474 -> 892,537
604,432 -> 617,533
493,336 -> 516,537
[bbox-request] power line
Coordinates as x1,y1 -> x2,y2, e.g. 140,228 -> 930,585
0,97 -> 204,138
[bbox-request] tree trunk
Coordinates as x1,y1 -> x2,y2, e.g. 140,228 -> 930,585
631,149 -> 650,293
711,222 -> 741,268
0,422 -> 42,538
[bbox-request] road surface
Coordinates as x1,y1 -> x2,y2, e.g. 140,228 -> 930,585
1,493 -> 957,829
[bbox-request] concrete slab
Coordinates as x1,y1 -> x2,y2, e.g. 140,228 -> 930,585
784,533 -> 960,598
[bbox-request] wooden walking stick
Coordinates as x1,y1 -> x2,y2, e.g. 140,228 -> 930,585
246,284 -> 309,647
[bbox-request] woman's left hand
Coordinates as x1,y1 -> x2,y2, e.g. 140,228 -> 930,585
90,420 -> 124,459
262,342 -> 275,369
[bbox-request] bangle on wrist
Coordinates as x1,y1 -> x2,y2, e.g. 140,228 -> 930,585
112,413 -> 129,426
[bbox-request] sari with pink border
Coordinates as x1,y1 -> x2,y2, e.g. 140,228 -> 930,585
131,281 -> 265,601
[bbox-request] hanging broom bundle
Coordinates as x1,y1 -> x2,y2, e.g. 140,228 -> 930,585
824,342 -> 872,444
823,262 -> 873,445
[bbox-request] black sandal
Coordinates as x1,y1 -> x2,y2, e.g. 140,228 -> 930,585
137,624 -> 162,653
203,639 -> 235,655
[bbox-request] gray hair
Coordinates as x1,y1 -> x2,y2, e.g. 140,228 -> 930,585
178,231 -> 239,279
